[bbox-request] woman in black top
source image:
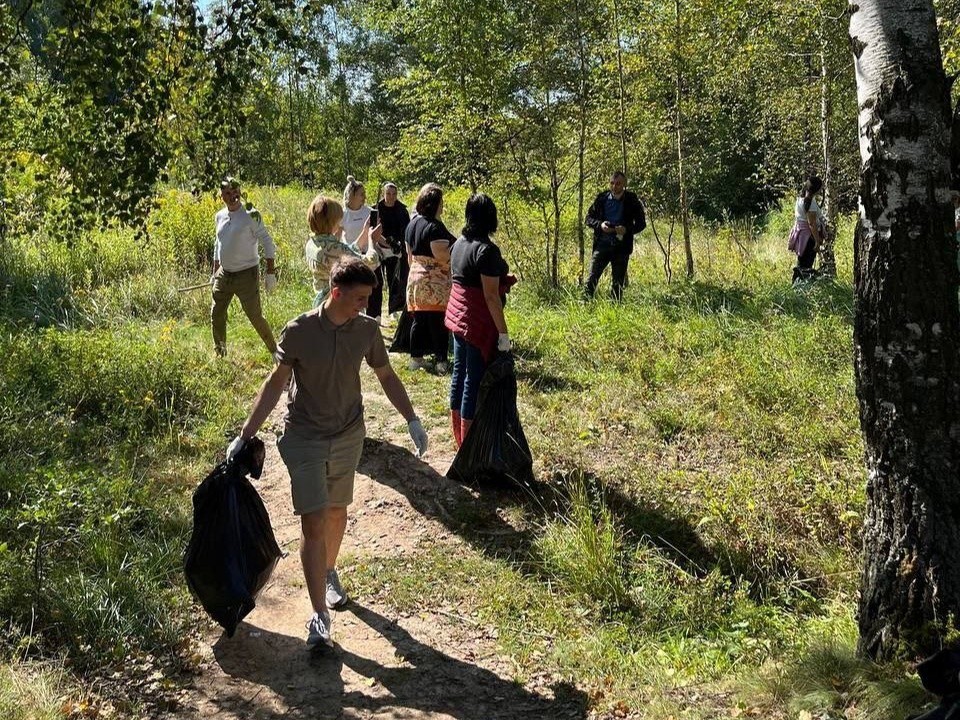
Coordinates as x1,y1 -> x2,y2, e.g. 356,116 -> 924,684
372,182 -> 411,319
404,183 -> 456,373
444,193 -> 514,445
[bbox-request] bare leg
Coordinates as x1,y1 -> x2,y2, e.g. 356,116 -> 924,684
300,511 -> 327,613
324,506 -> 348,570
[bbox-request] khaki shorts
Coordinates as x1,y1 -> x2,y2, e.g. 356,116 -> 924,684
277,422 -> 365,515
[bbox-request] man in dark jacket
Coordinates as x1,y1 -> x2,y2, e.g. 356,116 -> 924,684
373,182 -> 411,318
584,171 -> 646,301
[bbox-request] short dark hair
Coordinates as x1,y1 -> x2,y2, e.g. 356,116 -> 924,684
329,258 -> 377,289
462,193 -> 498,238
415,183 -> 443,218
221,176 -> 241,191
610,171 -> 626,182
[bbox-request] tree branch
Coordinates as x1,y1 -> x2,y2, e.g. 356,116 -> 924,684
1,0 -> 35,56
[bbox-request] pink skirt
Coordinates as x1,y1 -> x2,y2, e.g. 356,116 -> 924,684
788,221 -> 813,257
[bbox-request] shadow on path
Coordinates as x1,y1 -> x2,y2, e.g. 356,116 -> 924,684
342,603 -> 586,719
358,438 -> 715,579
210,621 -> 344,719
208,604 -> 586,720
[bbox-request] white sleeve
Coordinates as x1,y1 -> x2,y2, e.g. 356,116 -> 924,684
253,216 -> 276,259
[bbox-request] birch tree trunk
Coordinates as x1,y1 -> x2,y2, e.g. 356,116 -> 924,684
850,0 -> 960,661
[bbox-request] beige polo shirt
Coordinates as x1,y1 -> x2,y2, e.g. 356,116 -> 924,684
275,307 -> 389,439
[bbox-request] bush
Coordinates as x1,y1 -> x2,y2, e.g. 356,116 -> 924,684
148,190 -> 219,271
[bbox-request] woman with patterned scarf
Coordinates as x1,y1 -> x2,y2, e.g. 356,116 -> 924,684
404,183 -> 456,373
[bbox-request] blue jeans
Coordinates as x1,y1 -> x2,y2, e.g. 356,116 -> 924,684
450,335 -> 487,420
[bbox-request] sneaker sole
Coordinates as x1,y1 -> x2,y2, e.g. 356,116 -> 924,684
326,595 -> 349,610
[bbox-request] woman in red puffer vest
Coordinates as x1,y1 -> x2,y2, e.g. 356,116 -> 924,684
444,193 -> 517,446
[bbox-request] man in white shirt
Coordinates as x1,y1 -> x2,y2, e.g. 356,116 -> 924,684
211,177 -> 278,356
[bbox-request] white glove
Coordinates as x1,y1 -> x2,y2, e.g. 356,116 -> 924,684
407,418 -> 428,458
226,435 -> 246,463
497,333 -> 511,352
264,272 -> 277,292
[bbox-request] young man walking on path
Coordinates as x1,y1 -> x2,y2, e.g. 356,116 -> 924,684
584,171 -> 646,302
226,259 -> 429,648
211,176 -> 278,356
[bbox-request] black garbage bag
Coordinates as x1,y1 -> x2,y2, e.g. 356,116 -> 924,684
389,309 -> 413,354
184,437 -> 282,637
447,352 -> 534,487
908,649 -> 960,719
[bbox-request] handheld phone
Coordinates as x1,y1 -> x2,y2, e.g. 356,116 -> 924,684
369,208 -> 379,227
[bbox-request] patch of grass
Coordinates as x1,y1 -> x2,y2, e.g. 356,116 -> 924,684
505,239 -> 862,589
0,461 -> 194,667
748,612 -> 931,720
0,661 -> 74,720
535,475 -> 633,611
344,541 -> 823,715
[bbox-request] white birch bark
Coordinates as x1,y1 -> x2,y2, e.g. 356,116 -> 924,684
850,0 -> 960,661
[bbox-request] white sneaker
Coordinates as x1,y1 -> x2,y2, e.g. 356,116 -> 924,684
306,610 -> 333,647
434,360 -> 450,375
326,568 -> 348,609
408,357 -> 428,371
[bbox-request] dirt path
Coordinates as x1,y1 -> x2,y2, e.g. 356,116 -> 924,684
173,382 -> 588,720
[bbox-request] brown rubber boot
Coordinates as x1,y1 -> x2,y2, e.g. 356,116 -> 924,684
451,410 -> 463,447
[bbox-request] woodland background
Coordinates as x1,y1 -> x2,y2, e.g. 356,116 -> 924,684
6,0 -> 960,283
4,1 -> 960,719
